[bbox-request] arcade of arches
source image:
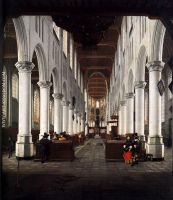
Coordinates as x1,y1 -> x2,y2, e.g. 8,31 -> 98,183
2,16 -> 173,160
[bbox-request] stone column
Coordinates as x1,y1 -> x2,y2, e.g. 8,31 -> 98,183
146,61 -> 164,159
38,81 -> 52,139
7,67 -> 12,127
81,116 -> 85,132
62,101 -> 70,132
73,110 -> 78,134
77,114 -> 81,133
135,81 -> 146,141
120,100 -> 127,135
60,101 -> 63,132
68,103 -> 73,135
52,93 -> 63,134
118,107 -> 121,135
125,93 -> 134,133
15,61 -> 34,158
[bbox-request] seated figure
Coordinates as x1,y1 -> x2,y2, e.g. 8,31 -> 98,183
52,132 -> 59,140
59,132 -> 67,141
123,136 -> 133,164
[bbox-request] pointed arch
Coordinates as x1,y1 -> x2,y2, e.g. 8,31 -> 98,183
13,17 -> 29,61
121,84 -> 126,100
128,69 -> 134,93
32,43 -> 47,81
87,72 -> 108,97
136,45 -> 147,81
150,20 -> 166,61
50,67 -> 59,94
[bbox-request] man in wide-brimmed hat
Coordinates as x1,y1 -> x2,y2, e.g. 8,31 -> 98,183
39,132 -> 51,163
43,132 -> 49,138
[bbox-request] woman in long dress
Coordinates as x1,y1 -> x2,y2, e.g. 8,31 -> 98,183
123,136 -> 133,164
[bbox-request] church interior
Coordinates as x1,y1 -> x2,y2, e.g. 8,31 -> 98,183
1,1 -> 173,200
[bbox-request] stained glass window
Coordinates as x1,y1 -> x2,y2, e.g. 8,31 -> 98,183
49,100 -> 54,125
70,37 -> 73,69
33,89 -> 40,123
63,30 -> 68,57
12,73 -> 18,99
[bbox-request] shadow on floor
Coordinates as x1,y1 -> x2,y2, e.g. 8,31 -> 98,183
2,172 -> 173,200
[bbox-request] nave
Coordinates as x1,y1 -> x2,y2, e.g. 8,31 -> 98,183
3,138 -> 173,200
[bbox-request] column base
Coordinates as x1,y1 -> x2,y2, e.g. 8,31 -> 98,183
139,135 -> 146,149
146,136 -> 164,159
16,135 -> 34,158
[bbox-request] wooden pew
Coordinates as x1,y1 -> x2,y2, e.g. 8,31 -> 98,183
105,140 -> 126,161
100,132 -> 106,139
34,140 -> 75,161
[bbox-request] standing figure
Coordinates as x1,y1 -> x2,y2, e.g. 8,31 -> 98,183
123,136 -> 133,164
39,132 -> 51,163
8,137 -> 14,158
131,133 -> 140,166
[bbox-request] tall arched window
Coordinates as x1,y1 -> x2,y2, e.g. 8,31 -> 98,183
70,37 -> 73,69
161,91 -> 165,122
63,30 -> 68,57
42,18 -> 44,42
33,89 -> 40,124
12,73 -> 18,99
81,72 -> 84,92
35,16 -> 38,33
78,64 -> 81,86
144,91 -> 149,125
74,50 -> 77,79
53,22 -> 61,40
49,100 -> 54,128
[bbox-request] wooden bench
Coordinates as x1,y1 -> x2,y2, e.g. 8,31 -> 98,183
34,140 -> 75,161
105,140 -> 125,161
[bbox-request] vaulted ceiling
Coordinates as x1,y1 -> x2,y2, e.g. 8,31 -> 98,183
76,19 -> 122,99
3,0 -> 173,99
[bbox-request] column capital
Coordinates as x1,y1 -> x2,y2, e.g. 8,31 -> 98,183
62,100 -> 70,106
69,103 -> 74,110
15,61 -> 35,72
125,92 -> 135,99
147,61 -> 164,72
120,100 -> 126,106
135,81 -> 147,89
52,93 -> 63,100
37,81 -> 52,88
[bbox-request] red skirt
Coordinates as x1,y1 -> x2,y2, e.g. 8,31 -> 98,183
123,151 -> 132,161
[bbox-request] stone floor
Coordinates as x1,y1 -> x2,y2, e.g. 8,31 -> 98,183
2,138 -> 173,200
